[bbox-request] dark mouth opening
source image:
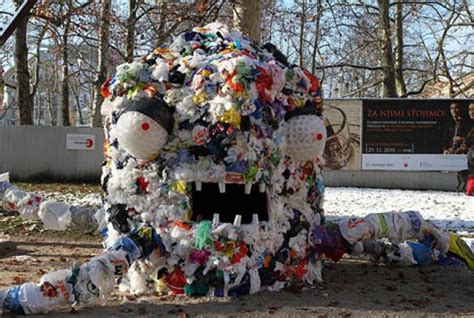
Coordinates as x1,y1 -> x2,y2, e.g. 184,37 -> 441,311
191,183 -> 268,224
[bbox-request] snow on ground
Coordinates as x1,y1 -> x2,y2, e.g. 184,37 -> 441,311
324,187 -> 474,234
37,186 -> 474,234
39,192 -> 102,208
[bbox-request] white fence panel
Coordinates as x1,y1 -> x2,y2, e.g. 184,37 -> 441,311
0,126 -> 104,182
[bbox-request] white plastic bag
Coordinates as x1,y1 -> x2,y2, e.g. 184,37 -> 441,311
0,172 -> 9,183
38,201 -> 72,231
18,271 -> 74,315
18,193 -> 43,219
86,255 -> 116,302
2,188 -> 28,212
94,208 -> 107,233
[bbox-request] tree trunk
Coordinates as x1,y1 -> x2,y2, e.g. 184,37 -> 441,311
14,0 -> 33,125
377,0 -> 397,97
233,0 -> 261,44
61,19 -> 71,126
71,79 -> 84,125
298,0 -> 306,67
125,0 -> 137,62
394,0 -> 407,96
311,0 -> 322,74
155,2 -> 167,47
91,0 -> 111,127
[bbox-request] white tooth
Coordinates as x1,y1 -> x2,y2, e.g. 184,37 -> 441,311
259,183 -> 266,193
212,213 -> 220,225
219,182 -> 226,193
252,214 -> 259,225
245,183 -> 252,194
233,214 -> 242,226
195,181 -> 202,191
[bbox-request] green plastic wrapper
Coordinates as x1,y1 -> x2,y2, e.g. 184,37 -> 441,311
195,220 -> 212,250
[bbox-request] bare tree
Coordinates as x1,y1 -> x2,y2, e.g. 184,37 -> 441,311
125,0 -> 139,62
233,0 -> 261,43
297,0 -> 306,67
61,0 -> 73,126
377,0 -> 397,97
267,0 -> 473,98
311,0 -> 323,75
91,0 -> 111,127
14,0 -> 34,125
394,0 -> 407,96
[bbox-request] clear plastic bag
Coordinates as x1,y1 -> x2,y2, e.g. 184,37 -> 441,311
2,188 -> 28,212
69,206 -> 98,233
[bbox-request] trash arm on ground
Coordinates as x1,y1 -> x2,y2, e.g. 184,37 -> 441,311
310,210 -> 474,270
0,224 -> 166,315
0,172 -> 104,233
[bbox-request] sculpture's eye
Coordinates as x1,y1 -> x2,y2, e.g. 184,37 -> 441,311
141,122 -> 150,131
284,115 -> 327,162
112,98 -> 174,160
114,112 -> 168,160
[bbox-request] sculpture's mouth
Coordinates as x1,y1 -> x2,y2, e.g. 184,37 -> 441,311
190,182 -> 269,224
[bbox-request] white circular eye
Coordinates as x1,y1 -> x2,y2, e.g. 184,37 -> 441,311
113,111 -> 168,160
283,115 -> 327,162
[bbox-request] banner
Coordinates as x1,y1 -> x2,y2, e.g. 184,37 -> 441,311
322,100 -> 362,170
66,134 -> 95,151
362,99 -> 474,171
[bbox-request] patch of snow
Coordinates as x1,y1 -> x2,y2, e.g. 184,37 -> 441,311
324,187 -> 474,234
38,192 -> 102,208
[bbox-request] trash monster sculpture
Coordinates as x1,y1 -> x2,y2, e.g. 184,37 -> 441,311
0,23 -> 473,315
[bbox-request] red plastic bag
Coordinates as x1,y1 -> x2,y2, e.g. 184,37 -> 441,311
466,176 -> 474,196
165,266 -> 186,295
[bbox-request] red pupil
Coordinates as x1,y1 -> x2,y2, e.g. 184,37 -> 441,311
315,133 -> 323,141
141,122 -> 150,131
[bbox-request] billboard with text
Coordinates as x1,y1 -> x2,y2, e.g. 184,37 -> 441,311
362,99 -> 473,171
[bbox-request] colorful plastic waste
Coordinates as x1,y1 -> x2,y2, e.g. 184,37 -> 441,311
338,211 -> 450,253
96,21 -> 327,302
0,224 -> 162,314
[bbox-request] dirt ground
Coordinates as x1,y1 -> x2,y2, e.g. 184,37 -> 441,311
1,184 -> 473,317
